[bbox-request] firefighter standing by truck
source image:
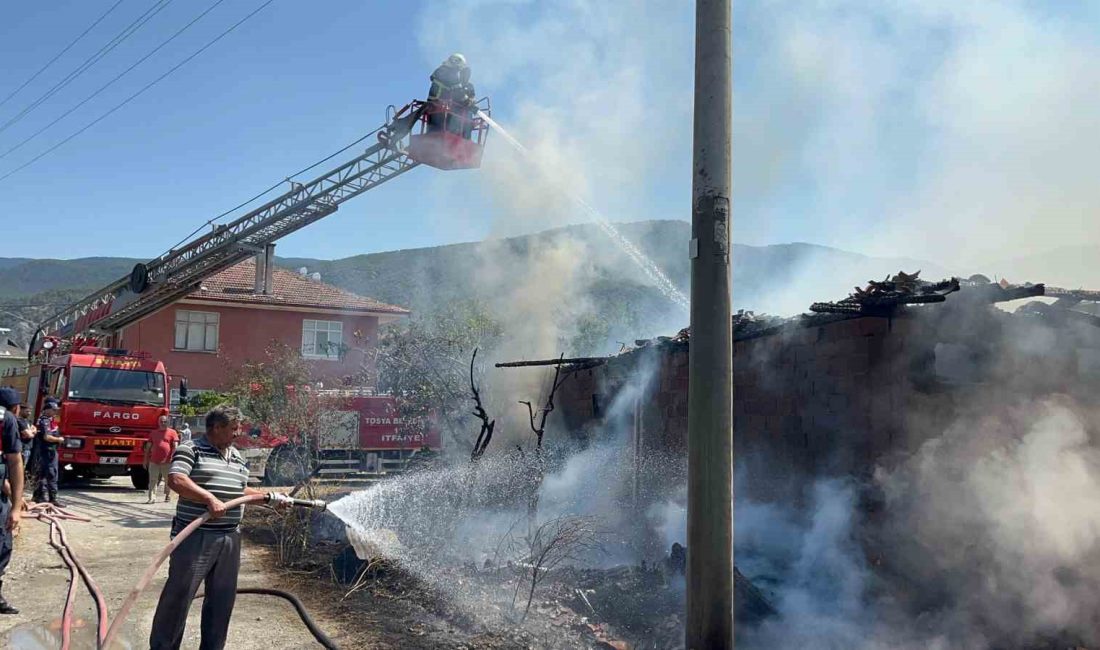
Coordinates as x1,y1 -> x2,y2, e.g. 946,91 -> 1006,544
32,398 -> 63,506
0,387 -> 25,615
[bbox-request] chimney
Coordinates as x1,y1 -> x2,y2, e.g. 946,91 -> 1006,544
263,243 -> 275,295
253,252 -> 266,294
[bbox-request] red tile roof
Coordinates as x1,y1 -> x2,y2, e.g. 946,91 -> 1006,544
187,259 -> 409,315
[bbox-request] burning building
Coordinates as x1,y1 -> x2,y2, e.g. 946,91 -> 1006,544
546,273 -> 1100,504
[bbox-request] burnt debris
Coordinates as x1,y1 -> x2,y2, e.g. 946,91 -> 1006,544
810,270 -> 960,315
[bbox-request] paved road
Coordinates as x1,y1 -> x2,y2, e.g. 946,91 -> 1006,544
0,477 -> 342,649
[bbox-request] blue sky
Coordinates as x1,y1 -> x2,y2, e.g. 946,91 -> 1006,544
1,1 -> 1097,267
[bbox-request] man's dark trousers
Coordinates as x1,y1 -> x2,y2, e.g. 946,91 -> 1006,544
149,529 -> 241,650
33,455 -> 58,502
0,496 -> 11,578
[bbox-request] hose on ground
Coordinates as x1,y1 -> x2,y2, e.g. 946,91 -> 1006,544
103,493 -> 335,649
101,493 -> 267,647
30,495 -> 338,649
194,588 -> 339,650
27,502 -> 108,650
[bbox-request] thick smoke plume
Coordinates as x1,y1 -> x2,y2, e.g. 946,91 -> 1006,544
395,1 -> 1100,647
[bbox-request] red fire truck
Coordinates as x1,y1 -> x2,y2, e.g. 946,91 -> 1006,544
9,345 -> 173,489
13,88 -> 486,489
229,391 -> 442,485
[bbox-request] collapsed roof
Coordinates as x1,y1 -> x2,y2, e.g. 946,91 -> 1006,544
500,271 -> 1100,369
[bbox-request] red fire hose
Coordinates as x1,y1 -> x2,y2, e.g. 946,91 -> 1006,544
100,493 -> 268,647
102,493 -> 331,649
30,494 -> 334,650
27,502 -> 108,650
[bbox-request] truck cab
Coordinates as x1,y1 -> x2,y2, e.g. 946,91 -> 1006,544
32,347 -> 169,489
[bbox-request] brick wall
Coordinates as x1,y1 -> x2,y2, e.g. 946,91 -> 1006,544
118,301 -> 380,391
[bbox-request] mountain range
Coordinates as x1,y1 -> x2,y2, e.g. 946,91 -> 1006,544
0,220 -> 967,352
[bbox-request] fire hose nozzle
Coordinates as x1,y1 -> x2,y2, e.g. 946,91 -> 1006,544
266,493 -> 327,510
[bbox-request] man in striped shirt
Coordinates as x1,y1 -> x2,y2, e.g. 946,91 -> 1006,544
150,405 -> 279,650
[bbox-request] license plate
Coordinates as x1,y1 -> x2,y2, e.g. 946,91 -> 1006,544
94,438 -> 135,448
99,457 -> 127,465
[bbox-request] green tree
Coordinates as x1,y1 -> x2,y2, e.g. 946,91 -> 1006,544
178,390 -> 233,417
370,299 -> 503,456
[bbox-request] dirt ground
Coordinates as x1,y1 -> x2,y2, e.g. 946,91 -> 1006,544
0,477 -> 354,649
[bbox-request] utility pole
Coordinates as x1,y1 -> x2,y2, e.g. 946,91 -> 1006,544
686,0 -> 733,648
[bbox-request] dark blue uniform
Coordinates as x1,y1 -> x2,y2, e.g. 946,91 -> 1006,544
17,418 -> 31,467
32,415 -> 59,503
427,63 -> 475,136
0,406 -> 23,580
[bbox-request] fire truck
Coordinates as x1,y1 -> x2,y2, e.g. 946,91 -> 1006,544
8,344 -> 175,489
229,391 -> 442,485
18,86 -> 487,490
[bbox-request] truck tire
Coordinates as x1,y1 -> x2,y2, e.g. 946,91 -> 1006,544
131,467 -> 150,490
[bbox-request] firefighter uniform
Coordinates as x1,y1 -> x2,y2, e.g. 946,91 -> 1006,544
0,389 -> 25,615
33,411 -> 60,504
426,54 -> 475,136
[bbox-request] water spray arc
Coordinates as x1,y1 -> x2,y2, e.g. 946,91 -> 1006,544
477,110 -> 690,311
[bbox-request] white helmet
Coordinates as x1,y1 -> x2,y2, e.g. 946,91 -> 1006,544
446,53 -> 468,68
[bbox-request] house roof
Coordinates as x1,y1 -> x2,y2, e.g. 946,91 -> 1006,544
187,258 -> 410,316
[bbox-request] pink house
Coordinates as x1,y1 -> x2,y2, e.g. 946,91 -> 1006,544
117,258 -> 408,394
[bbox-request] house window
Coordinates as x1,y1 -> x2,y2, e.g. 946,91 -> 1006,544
302,319 -> 343,360
174,310 -> 219,352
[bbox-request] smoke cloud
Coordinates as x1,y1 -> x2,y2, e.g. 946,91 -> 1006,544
418,0 -> 1100,282
400,4 -> 1100,646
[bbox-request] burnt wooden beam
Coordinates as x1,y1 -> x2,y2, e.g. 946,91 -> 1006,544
1046,286 -> 1100,302
495,357 -> 609,369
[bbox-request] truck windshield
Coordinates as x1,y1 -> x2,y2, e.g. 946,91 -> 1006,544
67,367 -> 166,407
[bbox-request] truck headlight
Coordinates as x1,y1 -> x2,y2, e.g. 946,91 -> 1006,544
63,438 -> 84,449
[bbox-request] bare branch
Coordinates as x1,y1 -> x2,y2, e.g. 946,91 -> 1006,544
469,347 -> 495,462
502,514 -> 607,622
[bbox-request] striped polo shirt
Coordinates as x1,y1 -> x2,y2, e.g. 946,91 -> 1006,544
168,436 -> 250,536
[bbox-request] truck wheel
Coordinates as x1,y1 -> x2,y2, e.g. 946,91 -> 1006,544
131,467 -> 150,490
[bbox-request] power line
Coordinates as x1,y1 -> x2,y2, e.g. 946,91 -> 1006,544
0,0 -> 229,161
0,0 -> 174,138
0,0 -> 277,185
160,125 -> 384,256
0,0 -> 127,110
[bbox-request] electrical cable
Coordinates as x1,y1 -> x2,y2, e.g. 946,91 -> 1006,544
0,0 -> 230,161
0,0 -> 276,185
0,0 -> 127,111
0,0 -> 175,137
158,124 -> 384,257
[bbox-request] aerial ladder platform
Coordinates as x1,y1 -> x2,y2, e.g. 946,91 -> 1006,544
30,97 -> 489,356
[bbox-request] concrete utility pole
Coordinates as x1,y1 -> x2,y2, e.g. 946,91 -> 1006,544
686,0 -> 733,648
